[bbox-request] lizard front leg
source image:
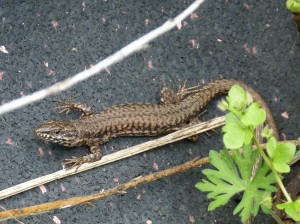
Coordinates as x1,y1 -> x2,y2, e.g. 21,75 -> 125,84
53,99 -> 94,118
62,145 -> 103,170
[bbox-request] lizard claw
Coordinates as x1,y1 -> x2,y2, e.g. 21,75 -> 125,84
62,156 -> 84,171
53,99 -> 75,114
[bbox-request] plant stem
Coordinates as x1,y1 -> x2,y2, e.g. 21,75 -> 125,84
252,136 -> 292,202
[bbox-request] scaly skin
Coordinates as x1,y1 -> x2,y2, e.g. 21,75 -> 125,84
34,79 -> 279,169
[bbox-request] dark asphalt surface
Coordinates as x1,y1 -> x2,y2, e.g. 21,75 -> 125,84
0,0 -> 299,223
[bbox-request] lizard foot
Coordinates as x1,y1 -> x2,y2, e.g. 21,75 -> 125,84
62,156 -> 85,171
54,99 -> 93,117
62,150 -> 103,171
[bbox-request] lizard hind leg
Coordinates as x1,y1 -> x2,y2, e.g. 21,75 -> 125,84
53,99 -> 94,118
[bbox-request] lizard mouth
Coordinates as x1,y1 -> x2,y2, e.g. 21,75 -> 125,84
34,128 -> 75,147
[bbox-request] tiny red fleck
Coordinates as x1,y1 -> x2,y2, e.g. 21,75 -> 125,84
281,112 -> 289,119
189,39 -> 197,48
50,20 -> 59,28
177,22 -> 182,30
190,13 -> 198,20
53,216 -> 61,224
38,147 -> 44,156
243,3 -> 251,9
27,82 -> 32,88
189,215 -> 196,223
101,17 -> 106,22
273,97 -> 278,103
0,71 -> 4,80
147,60 -> 153,69
251,46 -> 257,55
145,19 -> 150,25
39,185 -> 47,194
60,183 -> 66,192
152,162 -> 159,170
113,178 -> 119,183
136,193 -> 142,199
5,138 -> 13,145
43,61 -> 49,67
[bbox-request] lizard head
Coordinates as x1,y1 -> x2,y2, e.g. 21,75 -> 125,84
34,119 -> 78,147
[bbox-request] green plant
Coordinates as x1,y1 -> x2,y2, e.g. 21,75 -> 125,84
196,85 -> 299,222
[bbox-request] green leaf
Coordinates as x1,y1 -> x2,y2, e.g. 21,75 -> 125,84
286,0 -> 300,12
241,102 -> 266,128
222,113 -> 253,149
268,141 -> 296,173
196,146 -> 277,222
266,137 -> 277,158
227,85 -> 248,111
277,200 -> 300,221
261,126 -> 273,139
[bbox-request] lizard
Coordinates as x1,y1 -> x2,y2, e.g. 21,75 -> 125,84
34,79 -> 279,169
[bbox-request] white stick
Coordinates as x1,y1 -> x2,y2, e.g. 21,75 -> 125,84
0,0 -> 205,115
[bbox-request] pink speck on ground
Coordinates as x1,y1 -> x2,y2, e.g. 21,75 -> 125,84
106,67 -> 111,74
82,1 -> 86,10
183,21 -> 188,26
43,61 -> 49,67
190,13 -> 198,20
147,60 -> 153,68
61,183 -> 66,192
136,193 -> 142,200
53,216 -> 61,224
113,178 -> 119,183
273,97 -> 278,103
20,91 -> 25,96
39,185 -> 47,194
5,138 -> 13,145
146,220 -> 153,224
101,17 -> 106,22
145,19 -> 150,25
189,215 -> 196,223
48,150 -> 52,155
38,147 -> 44,156
243,3 -> 251,9
48,69 -> 54,75
152,162 -> 159,170
50,20 -> 59,28
189,39 -> 197,48
27,82 -> 32,88
281,111 -> 289,119
177,22 -> 182,30
243,43 -> 251,53
90,64 -> 94,67
0,46 -> 9,54
0,71 -> 4,80
251,46 -> 257,54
